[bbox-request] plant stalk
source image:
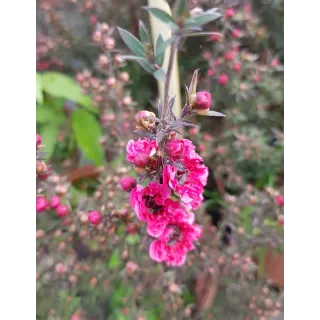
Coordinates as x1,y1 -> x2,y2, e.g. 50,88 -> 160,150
162,37 -> 179,122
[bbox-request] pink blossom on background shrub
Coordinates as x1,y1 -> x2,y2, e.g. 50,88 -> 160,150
88,210 -> 103,225
36,195 -> 48,212
126,138 -> 158,162
149,208 -> 202,266
119,176 -> 137,192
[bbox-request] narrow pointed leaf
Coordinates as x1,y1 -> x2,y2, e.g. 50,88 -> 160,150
143,7 -> 178,28
189,69 -> 199,96
138,20 -> 151,44
137,60 -> 154,74
184,9 -> 221,26
122,55 -> 149,62
155,34 -> 165,66
117,27 -> 146,57
206,110 -> 226,117
183,31 -> 222,38
174,0 -> 189,18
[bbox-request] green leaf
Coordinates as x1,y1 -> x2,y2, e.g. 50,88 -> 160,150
239,206 -> 255,234
174,0 -> 189,18
108,249 -> 120,270
39,123 -> 60,159
184,9 -> 221,26
189,69 -> 199,95
183,31 -> 221,38
41,72 -> 97,113
137,60 -> 154,74
256,247 -> 266,278
206,110 -> 226,117
138,20 -> 151,44
36,73 -> 43,104
155,34 -> 165,66
117,27 -> 146,57
153,69 -> 166,81
36,107 -> 60,123
71,109 -> 104,166
121,55 -> 149,62
125,234 -> 140,245
143,7 -> 178,28
156,37 -> 175,59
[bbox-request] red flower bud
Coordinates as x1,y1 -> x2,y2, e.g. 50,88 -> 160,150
277,214 -> 284,226
119,176 -> 137,192
56,204 -> 69,217
88,210 -> 102,225
36,134 -> 42,148
134,153 -> 149,168
49,196 -> 61,209
232,28 -> 242,38
225,8 -> 235,19
218,73 -> 229,85
275,194 -> 284,206
225,51 -> 235,61
207,68 -> 215,76
271,58 -> 280,68
191,91 -> 212,115
233,63 -> 242,71
36,195 -> 48,213
165,139 -> 185,159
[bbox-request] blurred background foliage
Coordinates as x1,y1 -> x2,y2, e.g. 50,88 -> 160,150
36,0 -> 284,319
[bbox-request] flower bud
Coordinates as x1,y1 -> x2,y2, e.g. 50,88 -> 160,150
277,214 -> 284,226
275,194 -> 284,206
165,139 -> 185,159
98,54 -> 109,67
88,210 -> 102,225
56,204 -> 69,217
134,153 -> 149,168
224,51 -> 235,61
104,37 -> 115,50
36,195 -> 48,212
225,8 -> 235,19
118,72 -> 129,83
135,110 -> 156,130
49,196 -> 61,209
119,176 -> 137,192
190,91 -> 212,115
233,63 -> 242,71
190,7 -> 204,17
36,134 -> 42,148
232,28 -> 242,38
218,73 -> 229,85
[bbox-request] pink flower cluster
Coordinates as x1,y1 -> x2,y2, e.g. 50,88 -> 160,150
127,138 -> 208,266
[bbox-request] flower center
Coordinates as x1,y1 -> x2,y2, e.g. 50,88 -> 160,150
167,225 -> 181,246
143,195 -> 162,214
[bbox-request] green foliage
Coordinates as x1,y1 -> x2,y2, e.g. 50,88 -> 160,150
108,249 -> 121,270
138,20 -> 151,44
155,34 -> 165,66
184,8 -> 221,26
117,27 -> 146,57
36,72 -> 44,104
39,123 -> 60,158
71,109 -> 104,166
125,234 -> 140,245
41,72 -> 97,113
143,7 -> 178,29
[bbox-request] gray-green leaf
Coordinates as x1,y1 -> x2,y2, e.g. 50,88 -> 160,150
184,9 -> 221,26
138,20 -> 151,44
174,0 -> 189,18
155,34 -> 165,66
206,110 -> 226,117
108,249 -> 120,269
117,27 -> 146,57
143,7 -> 178,29
71,109 -> 104,166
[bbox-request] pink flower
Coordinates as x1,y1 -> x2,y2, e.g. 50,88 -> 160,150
225,8 -> 235,19
49,196 -> 61,209
225,51 -> 235,61
149,208 -> 202,266
165,139 -> 185,160
36,134 -> 42,148
218,73 -> 229,85
56,204 -> 69,217
130,182 -> 178,237
271,58 -> 280,68
207,68 -> 215,76
232,28 -> 242,38
275,195 -> 284,206
119,176 -> 137,192
126,138 -> 158,163
233,63 -> 242,71
36,195 -> 48,213
163,140 -> 208,210
88,210 -> 102,225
